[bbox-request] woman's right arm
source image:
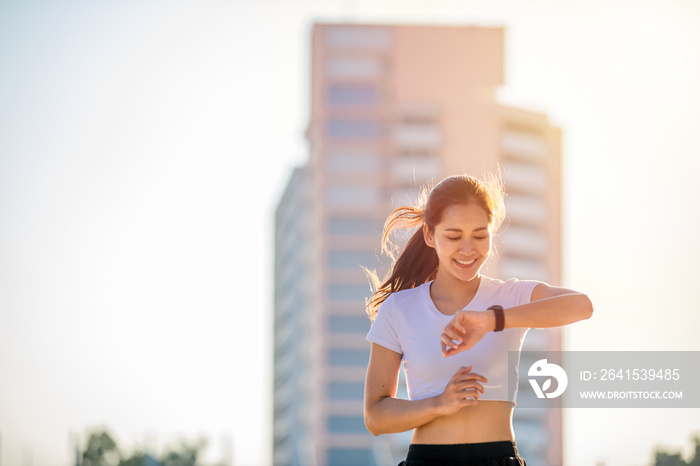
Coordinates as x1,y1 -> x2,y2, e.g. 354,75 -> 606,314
363,342 -> 487,436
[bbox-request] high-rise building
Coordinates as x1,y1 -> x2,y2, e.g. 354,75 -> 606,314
273,23 -> 562,466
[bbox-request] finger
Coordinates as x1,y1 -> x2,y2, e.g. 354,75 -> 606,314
452,314 -> 466,333
455,381 -> 486,394
464,388 -> 482,399
443,343 -> 469,357
440,338 -> 454,355
469,382 -> 487,394
444,345 -> 464,357
461,370 -> 488,381
443,347 -> 457,357
451,366 -> 473,377
454,376 -> 488,390
440,333 -> 455,348
442,326 -> 463,343
441,333 -> 463,350
459,374 -> 489,386
452,379 -> 483,392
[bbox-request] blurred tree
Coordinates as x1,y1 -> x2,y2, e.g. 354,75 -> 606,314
652,435 -> 700,466
687,436 -> 700,466
654,451 -> 688,466
82,428 -> 209,466
119,453 -> 146,466
82,430 -> 120,466
160,439 -> 207,466
118,452 -> 160,466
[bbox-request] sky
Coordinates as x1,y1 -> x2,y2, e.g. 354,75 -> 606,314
1,1 -> 699,465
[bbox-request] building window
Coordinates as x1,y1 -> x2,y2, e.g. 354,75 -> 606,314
325,57 -> 384,79
504,195 -> 549,227
393,156 -> 442,184
327,150 -> 383,174
391,187 -> 422,208
327,250 -> 377,269
328,382 -> 365,400
328,416 -> 368,433
394,122 -> 442,149
328,315 -> 371,333
327,216 -> 382,236
325,27 -> 392,49
499,257 -> 551,283
327,448 -> 376,466
329,349 -> 370,366
501,130 -> 548,162
327,283 -> 371,301
326,185 -> 382,207
328,84 -> 380,107
502,161 -> 548,195
500,226 -> 550,260
327,119 -> 385,139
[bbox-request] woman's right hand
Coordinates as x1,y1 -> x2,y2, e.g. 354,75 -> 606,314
436,366 -> 487,416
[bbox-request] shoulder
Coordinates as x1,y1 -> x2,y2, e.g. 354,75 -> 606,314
481,275 -> 543,304
368,285 -> 432,355
384,282 -> 429,306
375,282 -> 430,319
482,275 -> 542,290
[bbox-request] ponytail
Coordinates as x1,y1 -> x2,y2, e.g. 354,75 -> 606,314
364,205 -> 438,321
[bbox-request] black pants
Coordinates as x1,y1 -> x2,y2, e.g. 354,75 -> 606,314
398,441 -> 527,466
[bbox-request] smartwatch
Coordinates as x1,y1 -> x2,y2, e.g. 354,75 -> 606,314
487,305 -> 505,332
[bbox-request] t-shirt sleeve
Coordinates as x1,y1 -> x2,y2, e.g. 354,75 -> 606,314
366,299 -> 403,355
505,278 -> 544,306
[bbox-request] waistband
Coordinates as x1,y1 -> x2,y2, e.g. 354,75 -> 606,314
407,441 -> 520,461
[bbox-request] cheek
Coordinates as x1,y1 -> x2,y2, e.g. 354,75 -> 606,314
434,240 -> 455,257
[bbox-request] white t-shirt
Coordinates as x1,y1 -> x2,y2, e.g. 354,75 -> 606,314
366,276 -> 541,405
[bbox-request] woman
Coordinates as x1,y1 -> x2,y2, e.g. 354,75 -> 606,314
364,174 -> 593,466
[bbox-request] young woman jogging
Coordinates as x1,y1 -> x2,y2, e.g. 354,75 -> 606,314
364,174 -> 593,466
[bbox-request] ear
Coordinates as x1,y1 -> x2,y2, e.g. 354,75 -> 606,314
423,223 -> 435,249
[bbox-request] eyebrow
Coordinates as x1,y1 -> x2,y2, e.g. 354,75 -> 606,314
444,227 -> 489,232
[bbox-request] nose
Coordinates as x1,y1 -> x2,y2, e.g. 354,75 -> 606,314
459,238 -> 475,254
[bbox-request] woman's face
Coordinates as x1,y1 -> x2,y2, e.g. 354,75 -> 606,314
423,203 -> 492,283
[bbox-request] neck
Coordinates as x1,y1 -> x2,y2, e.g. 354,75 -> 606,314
430,270 -> 481,303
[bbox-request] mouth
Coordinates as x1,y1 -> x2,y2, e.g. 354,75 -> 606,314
453,258 -> 477,268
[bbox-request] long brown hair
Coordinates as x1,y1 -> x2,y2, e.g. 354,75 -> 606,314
364,174 -> 505,321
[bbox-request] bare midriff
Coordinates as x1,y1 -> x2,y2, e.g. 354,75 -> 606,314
411,400 -> 514,445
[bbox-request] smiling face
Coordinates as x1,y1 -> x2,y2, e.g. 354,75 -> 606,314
423,203 -> 492,284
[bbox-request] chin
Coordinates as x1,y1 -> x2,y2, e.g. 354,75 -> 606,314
454,270 -> 481,283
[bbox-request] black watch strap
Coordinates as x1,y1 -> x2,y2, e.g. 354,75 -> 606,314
488,305 -> 505,332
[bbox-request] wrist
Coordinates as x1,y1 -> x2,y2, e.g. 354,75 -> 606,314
485,310 -> 496,332
432,393 -> 450,416
487,305 -> 504,332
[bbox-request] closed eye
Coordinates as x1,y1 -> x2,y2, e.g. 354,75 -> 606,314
446,237 -> 460,241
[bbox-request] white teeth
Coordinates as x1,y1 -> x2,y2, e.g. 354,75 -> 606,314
455,258 -> 476,265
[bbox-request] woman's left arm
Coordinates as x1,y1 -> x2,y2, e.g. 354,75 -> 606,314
505,283 -> 594,329
441,284 -> 593,357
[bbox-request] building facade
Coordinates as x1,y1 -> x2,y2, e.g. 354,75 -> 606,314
273,23 -> 562,466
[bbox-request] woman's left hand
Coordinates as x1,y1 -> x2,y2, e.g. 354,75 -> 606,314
441,310 -> 493,357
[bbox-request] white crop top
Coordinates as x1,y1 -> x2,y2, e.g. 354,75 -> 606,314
366,276 -> 541,406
